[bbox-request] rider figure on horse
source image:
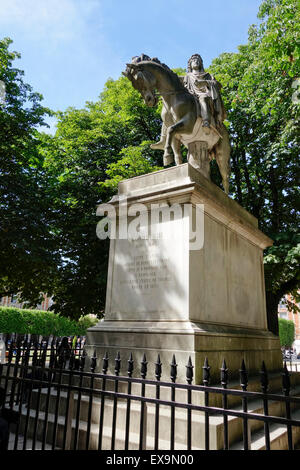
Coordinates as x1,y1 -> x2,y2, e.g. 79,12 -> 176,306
183,54 -> 226,132
152,53 -> 226,150
124,52 -> 231,194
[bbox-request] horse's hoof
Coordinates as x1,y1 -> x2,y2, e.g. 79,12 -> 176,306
175,157 -> 183,166
151,140 -> 165,150
163,154 -> 173,166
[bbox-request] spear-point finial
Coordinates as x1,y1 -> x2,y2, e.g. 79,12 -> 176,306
102,352 -> 109,374
282,361 -> 291,396
79,350 -> 86,372
155,354 -> 162,381
260,361 -> 269,393
91,349 -> 97,373
220,359 -> 228,388
141,353 -> 148,379
203,357 -> 210,386
239,359 -> 248,390
170,355 -> 178,383
115,351 -> 121,376
186,356 -> 194,385
127,352 -> 134,377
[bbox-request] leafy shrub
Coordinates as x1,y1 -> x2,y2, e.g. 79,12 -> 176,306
0,306 -> 87,336
278,318 -> 295,348
78,314 -> 99,330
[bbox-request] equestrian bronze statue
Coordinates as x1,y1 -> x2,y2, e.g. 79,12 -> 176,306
123,54 -> 230,194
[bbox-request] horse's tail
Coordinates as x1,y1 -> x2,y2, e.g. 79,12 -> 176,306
212,124 -> 231,194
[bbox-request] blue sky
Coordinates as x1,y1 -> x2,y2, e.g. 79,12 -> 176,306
0,0 -> 262,132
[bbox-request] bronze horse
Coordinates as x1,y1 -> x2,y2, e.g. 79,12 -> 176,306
123,56 -> 230,194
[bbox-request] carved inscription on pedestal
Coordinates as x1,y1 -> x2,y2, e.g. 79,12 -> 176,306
120,240 -> 172,291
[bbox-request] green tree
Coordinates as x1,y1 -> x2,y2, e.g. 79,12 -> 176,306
278,318 -> 295,348
40,76 -> 162,318
209,0 -> 300,334
2,0 -> 299,327
0,38 -> 59,306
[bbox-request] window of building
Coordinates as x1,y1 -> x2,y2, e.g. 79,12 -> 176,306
279,312 -> 288,320
279,298 -> 286,307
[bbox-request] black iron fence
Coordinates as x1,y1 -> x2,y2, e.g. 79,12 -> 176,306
0,337 -> 300,451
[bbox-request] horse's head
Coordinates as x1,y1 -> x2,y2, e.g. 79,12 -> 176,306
123,62 -> 157,107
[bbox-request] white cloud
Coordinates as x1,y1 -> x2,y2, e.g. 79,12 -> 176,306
0,0 -> 101,42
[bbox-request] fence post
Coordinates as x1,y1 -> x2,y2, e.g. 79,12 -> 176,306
260,361 -> 270,450
139,353 -> 148,451
240,359 -> 251,450
282,361 -> 293,450
170,355 -> 177,451
202,357 -> 210,450
65,390 -> 74,450
63,351 -> 75,450
154,354 -> 162,450
220,359 -> 229,450
186,356 -> 193,450
124,353 -> 134,450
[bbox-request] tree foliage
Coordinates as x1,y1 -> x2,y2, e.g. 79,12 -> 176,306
278,317 -> 295,348
38,77 -> 163,318
209,0 -> 300,333
0,38 -> 58,306
1,0 -> 299,326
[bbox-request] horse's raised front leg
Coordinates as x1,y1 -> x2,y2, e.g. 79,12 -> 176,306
163,125 -> 175,165
164,115 -> 193,164
171,137 -> 182,165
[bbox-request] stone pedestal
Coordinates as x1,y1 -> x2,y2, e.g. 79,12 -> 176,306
86,163 -> 282,383
188,141 -> 210,179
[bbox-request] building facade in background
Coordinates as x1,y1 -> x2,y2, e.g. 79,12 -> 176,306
278,293 -> 300,353
0,294 -> 53,311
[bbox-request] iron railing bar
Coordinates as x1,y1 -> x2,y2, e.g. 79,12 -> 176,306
50,371 -> 300,402
3,354 -> 300,453
5,372 -> 300,429
285,392 -> 293,449
9,343 -> 21,409
6,365 -> 300,405
204,389 -> 210,450
139,354 -> 148,451
28,381 -> 300,428
97,376 -> 107,451
242,394 -> 249,450
124,380 -> 132,450
139,381 -> 146,450
15,350 -> 25,406
41,368 -> 54,450
31,365 -> 46,450
111,379 -> 119,451
22,362 -> 38,450
62,364 -> 74,450
13,359 -> 29,450
154,382 -> 160,450
5,370 -> 300,425
0,363 -> 12,413
222,393 -> 229,449
73,373 -> 84,450
51,363 -> 64,450
186,388 -> 192,450
170,382 -> 176,451
85,373 -> 95,451
262,394 -> 271,450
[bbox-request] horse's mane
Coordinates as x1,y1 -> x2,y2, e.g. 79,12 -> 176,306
130,54 -> 185,89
